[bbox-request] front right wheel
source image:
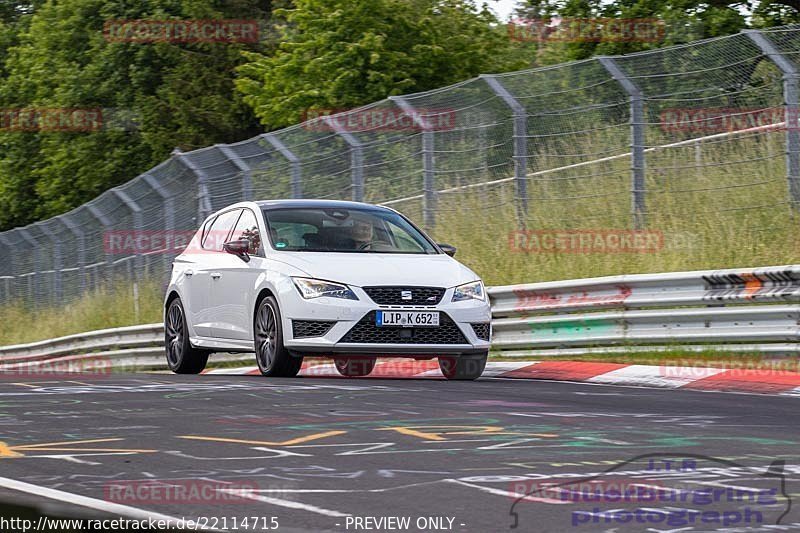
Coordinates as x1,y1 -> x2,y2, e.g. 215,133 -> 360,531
165,297 -> 209,374
254,296 -> 303,377
438,352 -> 488,381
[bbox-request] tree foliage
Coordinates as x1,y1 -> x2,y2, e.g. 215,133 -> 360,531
0,0 -> 266,230
235,0 -> 528,130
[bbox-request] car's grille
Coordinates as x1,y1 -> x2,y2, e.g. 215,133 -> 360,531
362,286 -> 445,306
292,320 -> 336,339
471,323 -> 491,341
339,311 -> 467,344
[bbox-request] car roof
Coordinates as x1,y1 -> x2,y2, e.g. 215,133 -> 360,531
255,199 -> 391,212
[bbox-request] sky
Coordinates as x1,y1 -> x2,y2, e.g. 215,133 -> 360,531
487,0 -> 518,21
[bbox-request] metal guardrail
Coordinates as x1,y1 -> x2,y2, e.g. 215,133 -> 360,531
489,264 -> 800,355
1,264 -> 798,370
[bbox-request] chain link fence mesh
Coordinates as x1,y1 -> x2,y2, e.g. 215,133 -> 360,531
1,26 -> 800,308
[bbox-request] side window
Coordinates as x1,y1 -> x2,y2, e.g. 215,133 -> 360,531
202,209 -> 241,251
229,209 -> 263,256
269,221 -> 317,249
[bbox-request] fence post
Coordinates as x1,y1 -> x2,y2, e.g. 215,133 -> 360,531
323,116 -> 365,202
112,189 -> 143,285
390,96 -> 436,230
261,134 -> 302,198
174,150 -> 213,223
37,223 -> 62,304
17,228 -> 40,308
481,74 -> 529,225
744,29 -> 800,209
87,204 -> 114,291
217,144 -> 253,201
599,56 -> 646,229
142,173 -> 176,279
0,233 -> 13,303
57,215 -> 86,296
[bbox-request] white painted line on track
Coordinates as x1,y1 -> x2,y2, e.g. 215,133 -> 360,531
444,479 -> 570,504
0,475 -> 218,530
219,489 -> 350,517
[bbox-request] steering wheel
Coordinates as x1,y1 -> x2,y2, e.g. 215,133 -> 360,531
358,241 -> 383,251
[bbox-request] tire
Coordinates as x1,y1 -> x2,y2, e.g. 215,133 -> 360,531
334,357 -> 376,377
165,298 -> 210,374
438,352 -> 488,381
254,296 -> 303,377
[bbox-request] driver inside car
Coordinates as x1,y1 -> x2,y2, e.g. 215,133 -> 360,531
349,219 -> 374,250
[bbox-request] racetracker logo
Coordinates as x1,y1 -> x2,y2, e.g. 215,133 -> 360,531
0,108 -> 104,132
508,230 -> 663,254
0,356 -> 113,379
103,19 -> 260,43
659,107 -> 796,133
103,479 -> 269,505
301,108 -> 457,132
508,17 -> 665,43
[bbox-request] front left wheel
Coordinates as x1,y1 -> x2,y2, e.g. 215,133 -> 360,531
165,298 -> 210,374
254,296 -> 303,377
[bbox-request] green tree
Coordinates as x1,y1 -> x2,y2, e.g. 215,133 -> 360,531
0,0 -> 269,230
236,0 -> 527,130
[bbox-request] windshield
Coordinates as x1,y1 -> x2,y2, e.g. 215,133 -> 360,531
261,207 -> 438,254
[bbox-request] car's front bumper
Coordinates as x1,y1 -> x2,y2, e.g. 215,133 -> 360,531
280,284 -> 491,358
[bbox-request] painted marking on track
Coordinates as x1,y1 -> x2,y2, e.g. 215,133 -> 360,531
218,489 -> 350,517
0,438 -> 157,458
178,430 -> 346,447
0,441 -> 22,458
445,479 -> 570,505
10,380 -> 92,388
377,425 -> 558,441
0,476 -> 218,529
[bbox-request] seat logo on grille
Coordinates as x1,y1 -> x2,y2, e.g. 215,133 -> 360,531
401,290 -> 413,301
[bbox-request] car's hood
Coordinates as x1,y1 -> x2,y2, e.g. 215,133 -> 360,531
278,252 -> 480,288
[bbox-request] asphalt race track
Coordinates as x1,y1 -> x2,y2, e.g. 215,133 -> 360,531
0,373 -> 798,532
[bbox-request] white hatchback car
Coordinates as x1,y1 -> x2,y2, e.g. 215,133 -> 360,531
164,200 -> 491,380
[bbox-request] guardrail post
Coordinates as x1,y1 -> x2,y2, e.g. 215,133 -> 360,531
261,134 -> 302,198
744,29 -> 800,210
216,144 -> 253,201
37,223 -> 62,303
87,204 -> 114,291
482,74 -> 529,226
174,150 -> 213,223
57,215 -> 86,296
16,228 -> 40,308
323,116 -> 365,202
599,56 -> 646,229
390,96 -> 436,230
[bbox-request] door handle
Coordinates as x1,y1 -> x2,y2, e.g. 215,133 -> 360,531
184,269 -> 194,277
211,272 -> 222,280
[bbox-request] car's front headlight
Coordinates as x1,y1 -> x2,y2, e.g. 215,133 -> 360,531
452,280 -> 485,302
292,277 -> 358,300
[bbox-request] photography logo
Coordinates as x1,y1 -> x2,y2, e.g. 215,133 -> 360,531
508,453 -> 791,530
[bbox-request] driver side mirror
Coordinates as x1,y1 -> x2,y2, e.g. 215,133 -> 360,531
438,243 -> 457,257
223,239 -> 251,262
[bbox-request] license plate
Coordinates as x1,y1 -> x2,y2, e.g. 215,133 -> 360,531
376,311 -> 440,327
